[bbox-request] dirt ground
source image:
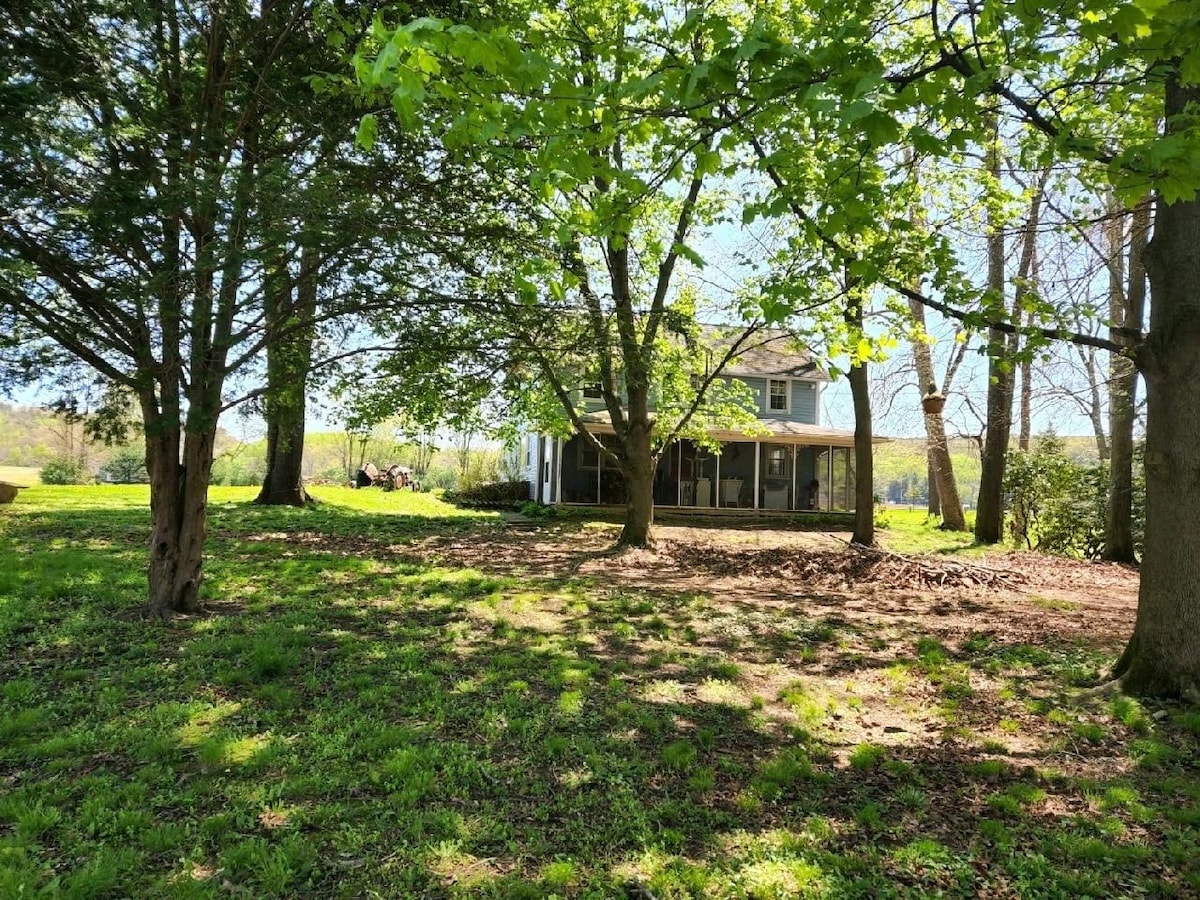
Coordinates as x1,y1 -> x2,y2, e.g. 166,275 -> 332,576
415,520 -> 1139,655
406,520 -> 1143,764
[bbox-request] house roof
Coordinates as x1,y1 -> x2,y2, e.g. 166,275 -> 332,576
578,411 -> 886,447
704,326 -> 830,382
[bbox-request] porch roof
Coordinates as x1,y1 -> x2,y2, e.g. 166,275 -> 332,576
577,412 -> 887,447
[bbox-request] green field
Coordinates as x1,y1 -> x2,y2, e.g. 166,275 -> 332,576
1,487 -> 1195,897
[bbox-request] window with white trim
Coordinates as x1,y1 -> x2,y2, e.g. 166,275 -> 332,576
583,382 -> 603,399
524,438 -> 532,466
768,378 -> 789,412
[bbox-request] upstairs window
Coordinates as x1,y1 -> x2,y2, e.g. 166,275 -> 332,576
583,383 -> 603,399
768,378 -> 789,412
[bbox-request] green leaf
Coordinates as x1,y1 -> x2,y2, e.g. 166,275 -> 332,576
355,113 -> 378,150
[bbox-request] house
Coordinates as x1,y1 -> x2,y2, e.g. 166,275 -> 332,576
513,331 -> 867,513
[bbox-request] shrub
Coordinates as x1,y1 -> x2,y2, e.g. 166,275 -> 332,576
210,453 -> 263,486
1004,434 -> 1143,559
517,500 -> 556,518
98,447 -> 148,483
40,456 -> 88,485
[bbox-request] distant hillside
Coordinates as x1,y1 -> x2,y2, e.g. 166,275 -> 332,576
875,434 -> 1104,507
0,402 -> 245,474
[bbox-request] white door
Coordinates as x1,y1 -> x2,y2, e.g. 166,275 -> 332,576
541,438 -> 553,503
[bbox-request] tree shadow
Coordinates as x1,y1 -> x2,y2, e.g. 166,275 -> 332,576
1,494 -> 1192,897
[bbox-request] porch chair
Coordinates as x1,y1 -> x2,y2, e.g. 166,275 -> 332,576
719,478 -> 742,508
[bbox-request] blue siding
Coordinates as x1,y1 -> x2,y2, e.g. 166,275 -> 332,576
574,376 -> 818,424
730,376 -> 818,425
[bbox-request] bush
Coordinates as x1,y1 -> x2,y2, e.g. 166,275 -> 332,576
40,456 -> 88,485
518,500 -> 556,519
98,447 -> 148,483
210,453 -> 263,486
1005,435 -> 1143,559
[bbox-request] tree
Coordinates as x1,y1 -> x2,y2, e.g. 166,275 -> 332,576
904,165 -> 968,531
0,1 -> 373,615
974,118 -> 1014,545
1103,200 -> 1150,562
256,239 -> 320,506
251,0 -> 511,506
845,293 -> 875,546
358,5 -> 795,547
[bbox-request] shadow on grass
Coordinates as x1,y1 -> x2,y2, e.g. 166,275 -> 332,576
0,493 -> 1195,897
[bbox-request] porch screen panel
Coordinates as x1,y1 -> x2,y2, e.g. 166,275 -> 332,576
796,447 -> 819,510
847,449 -> 857,512
759,442 -> 792,510
831,447 -> 850,511
717,441 -> 755,508
679,440 -> 716,507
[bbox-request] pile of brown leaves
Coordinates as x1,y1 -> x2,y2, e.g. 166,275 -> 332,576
650,540 -> 1028,591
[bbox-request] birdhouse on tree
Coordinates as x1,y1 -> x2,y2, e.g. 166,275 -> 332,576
921,383 -> 946,415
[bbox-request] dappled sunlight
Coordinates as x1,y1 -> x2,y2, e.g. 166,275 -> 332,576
175,701 -> 243,748
1,486 -> 1195,896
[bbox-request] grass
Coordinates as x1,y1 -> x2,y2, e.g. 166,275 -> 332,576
1,485 -> 1197,897
877,508 -> 990,556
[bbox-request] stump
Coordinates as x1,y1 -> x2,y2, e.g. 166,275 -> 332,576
0,482 -> 25,504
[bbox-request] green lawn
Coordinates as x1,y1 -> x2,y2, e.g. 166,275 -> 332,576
1,487 -> 1196,897
877,508 -> 987,556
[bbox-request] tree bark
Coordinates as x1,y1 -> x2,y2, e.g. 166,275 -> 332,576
905,292 -> 967,530
1104,200 -> 1149,562
144,402 -> 216,618
974,122 -> 1011,544
1082,345 -> 1110,461
904,155 -> 966,531
1017,308 -> 1032,451
256,242 -> 318,506
618,422 -> 656,547
849,360 -> 875,545
846,298 -> 875,546
1114,75 -> 1200,698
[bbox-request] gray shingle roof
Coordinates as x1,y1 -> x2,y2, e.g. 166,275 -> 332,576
702,326 -> 829,381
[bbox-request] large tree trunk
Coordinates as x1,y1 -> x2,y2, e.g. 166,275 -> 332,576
974,124 -> 1010,544
619,391 -> 657,547
905,297 -> 967,531
849,358 -> 875,546
904,155 -> 966,530
1104,200 -> 1149,563
256,243 -> 318,506
145,417 -> 216,619
619,439 -> 657,549
976,160 -> 1044,541
1114,76 -> 1200,698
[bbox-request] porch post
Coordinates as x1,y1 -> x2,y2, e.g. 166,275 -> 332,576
791,444 -> 798,511
827,445 -> 833,511
753,441 -> 760,510
677,440 -> 682,507
715,443 -> 721,508
554,438 -> 562,504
